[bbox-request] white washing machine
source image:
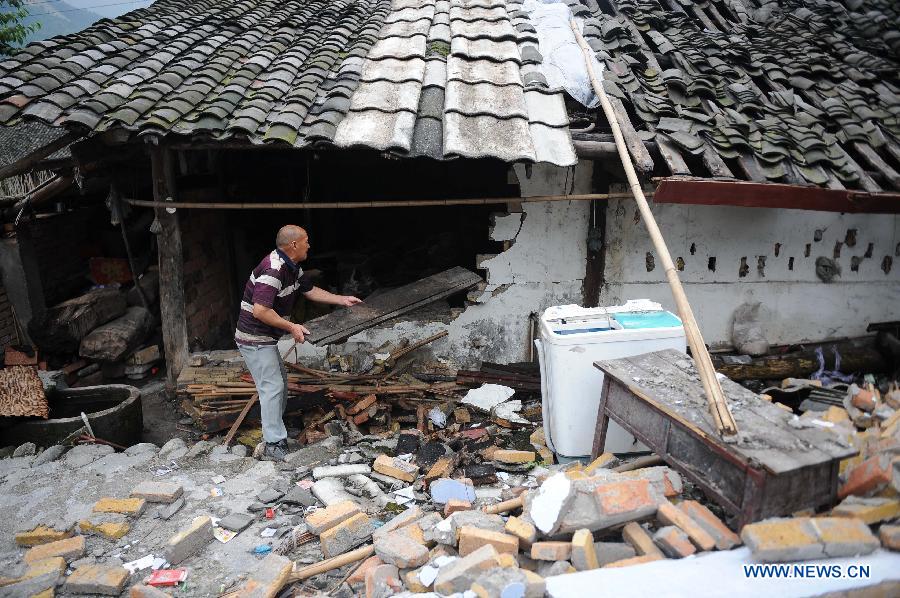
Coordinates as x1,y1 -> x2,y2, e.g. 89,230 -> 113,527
535,299 -> 686,458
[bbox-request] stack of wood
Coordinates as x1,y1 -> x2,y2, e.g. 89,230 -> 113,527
25,278 -> 161,385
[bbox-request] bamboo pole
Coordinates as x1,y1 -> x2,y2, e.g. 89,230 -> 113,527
289,545 -> 375,581
570,20 -> 738,436
482,495 -> 525,514
122,192 -> 647,211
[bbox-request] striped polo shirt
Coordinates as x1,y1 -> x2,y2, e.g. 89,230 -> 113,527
234,249 -> 313,346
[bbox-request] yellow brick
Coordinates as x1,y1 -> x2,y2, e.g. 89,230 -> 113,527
880,524 -> 900,550
530,541 -> 572,561
395,522 -> 426,546
822,406 -> 851,425
833,497 -> 900,524
622,522 -> 664,557
493,450 -> 536,464
24,535 -> 85,564
565,470 -> 589,480
572,529 -> 599,571
584,453 -> 617,475
372,454 -> 419,482
23,557 -> 66,580
93,497 -> 146,517
305,500 -> 360,535
404,569 -> 429,593
15,526 -> 73,547
505,516 -> 536,548
657,503 -> 716,551
78,519 -> 130,540
497,553 -> 518,568
604,554 -> 665,568
458,526 -> 519,557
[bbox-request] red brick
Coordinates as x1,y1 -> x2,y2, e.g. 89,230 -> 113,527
657,503 -> 716,551
653,526 -> 697,558
594,479 -> 658,517
839,455 -> 894,499
678,501 -> 741,550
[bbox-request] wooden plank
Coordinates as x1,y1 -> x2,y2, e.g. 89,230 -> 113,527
854,142 -> 900,190
701,145 -> 734,178
838,146 -> 882,192
594,350 -> 855,474
223,394 -> 258,447
656,138 -> 692,176
151,146 -> 190,388
735,152 -> 766,182
304,267 -> 482,346
608,97 -> 654,173
654,178 -> 900,213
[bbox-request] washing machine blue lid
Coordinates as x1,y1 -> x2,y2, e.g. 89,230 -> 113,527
613,311 -> 682,329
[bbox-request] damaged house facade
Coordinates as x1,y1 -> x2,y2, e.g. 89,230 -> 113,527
0,0 -> 898,387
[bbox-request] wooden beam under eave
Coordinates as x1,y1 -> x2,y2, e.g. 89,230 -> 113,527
654,178 -> 900,214
150,145 -> 189,391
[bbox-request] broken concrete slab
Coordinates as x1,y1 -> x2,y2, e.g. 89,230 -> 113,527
218,512 -> 254,533
320,512 -> 374,558
157,497 -> 185,520
164,515 -> 214,565
434,544 -> 501,594
64,563 -> 129,595
130,481 -> 183,503
230,553 -> 292,597
365,563 -> 402,598
374,531 -> 429,568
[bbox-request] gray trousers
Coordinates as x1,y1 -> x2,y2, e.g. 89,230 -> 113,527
237,343 -> 288,444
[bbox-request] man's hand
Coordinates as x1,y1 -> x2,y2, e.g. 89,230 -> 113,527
338,295 -> 363,307
290,323 -> 311,343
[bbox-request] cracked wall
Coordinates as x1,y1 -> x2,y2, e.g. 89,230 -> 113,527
287,161 -> 593,367
598,197 -> 900,349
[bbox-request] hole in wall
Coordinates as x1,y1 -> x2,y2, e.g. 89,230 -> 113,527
851,256 -> 861,272
739,257 -> 749,277
845,229 -> 857,247
774,243 -> 781,257
708,256 -> 716,271
814,229 -> 824,242
689,243 -> 696,255
883,256 -> 893,275
646,252 -> 655,271
805,244 -> 811,257
788,257 -> 794,270
864,243 -> 874,259
757,256 -> 766,277
676,257 -> 685,271
833,241 -> 842,258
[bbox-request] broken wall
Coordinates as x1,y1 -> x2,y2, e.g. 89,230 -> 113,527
287,161 -> 594,367
598,198 -> 900,349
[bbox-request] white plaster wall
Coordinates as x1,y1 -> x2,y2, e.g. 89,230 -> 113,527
598,199 -> 900,349
288,161 -> 593,367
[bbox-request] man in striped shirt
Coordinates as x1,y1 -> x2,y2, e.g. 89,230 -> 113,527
236,225 -> 361,461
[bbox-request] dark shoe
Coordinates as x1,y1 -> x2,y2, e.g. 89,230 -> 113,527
262,440 -> 288,462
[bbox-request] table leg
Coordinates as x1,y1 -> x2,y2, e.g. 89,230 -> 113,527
592,377 -> 612,459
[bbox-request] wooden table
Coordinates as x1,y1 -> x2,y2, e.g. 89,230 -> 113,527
592,349 -> 856,527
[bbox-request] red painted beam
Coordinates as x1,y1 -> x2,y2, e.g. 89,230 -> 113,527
654,178 -> 900,213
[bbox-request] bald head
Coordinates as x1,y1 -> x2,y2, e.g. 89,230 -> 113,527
276,225 -> 305,248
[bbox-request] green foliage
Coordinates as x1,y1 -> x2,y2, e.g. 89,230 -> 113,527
1,0 -> 40,56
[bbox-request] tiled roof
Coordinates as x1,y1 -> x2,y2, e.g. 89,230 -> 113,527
0,0 -> 576,166
581,0 -> 900,191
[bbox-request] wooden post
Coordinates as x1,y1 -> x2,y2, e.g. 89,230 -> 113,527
571,20 -> 737,436
150,145 -> 189,390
